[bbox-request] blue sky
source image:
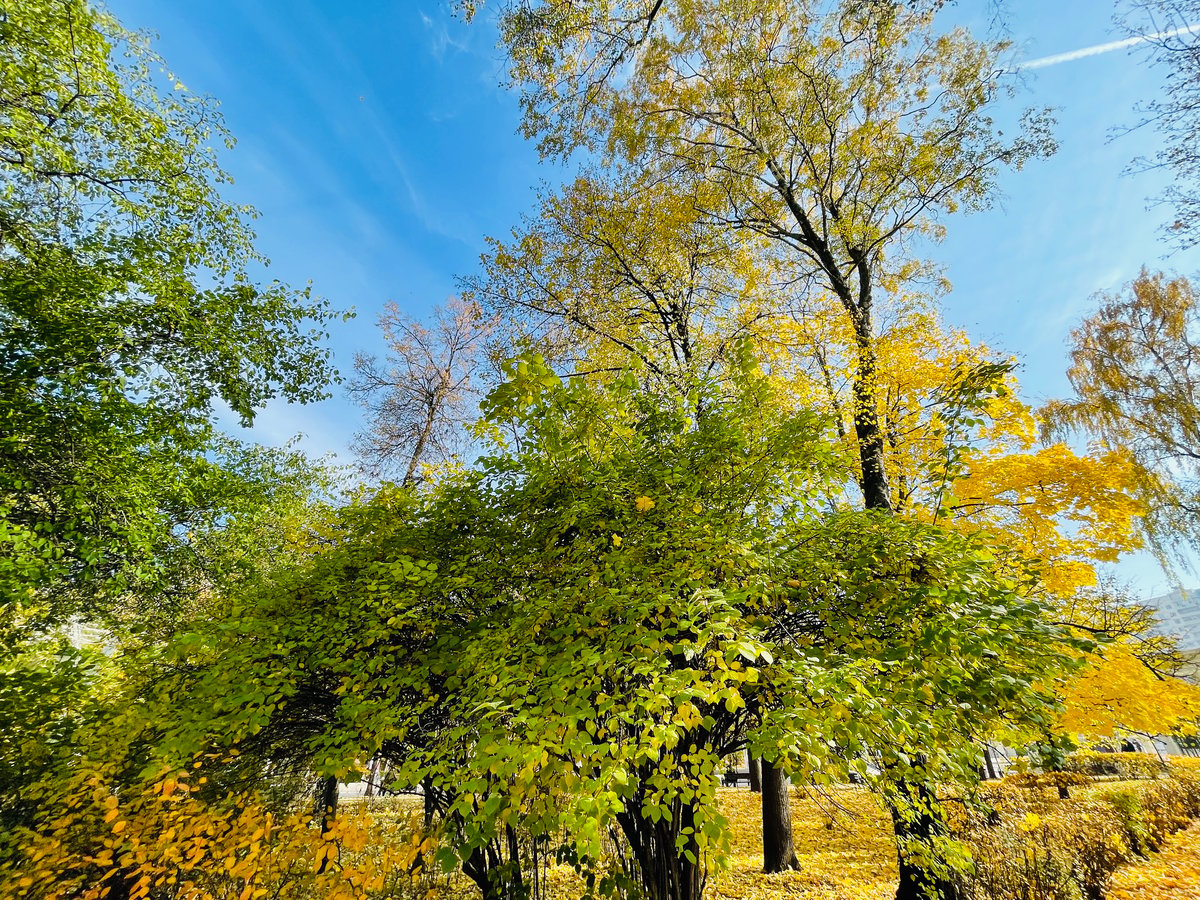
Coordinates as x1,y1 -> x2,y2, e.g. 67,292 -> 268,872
107,0 -> 1199,595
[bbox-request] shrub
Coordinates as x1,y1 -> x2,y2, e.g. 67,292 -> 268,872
1002,771 -> 1091,798
957,768 -> 1200,900
1062,753 -> 1168,781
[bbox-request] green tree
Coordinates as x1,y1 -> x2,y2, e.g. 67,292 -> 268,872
0,4 -> 343,871
61,360 -> 1082,900
460,2 -> 1055,894
0,0 -> 343,637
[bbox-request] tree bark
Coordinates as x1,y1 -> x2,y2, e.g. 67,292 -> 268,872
981,743 -> 998,781
841,288 -> 954,900
461,826 -> 527,900
617,799 -> 706,900
316,774 -> 338,831
761,761 -> 800,873
889,777 -> 960,900
314,774 -> 339,874
422,775 -> 436,829
748,755 -> 762,793
404,397 -> 440,487
850,308 -> 892,513
364,756 -> 379,798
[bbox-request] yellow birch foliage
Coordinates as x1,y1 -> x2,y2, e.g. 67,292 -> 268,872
1047,270 -> 1200,569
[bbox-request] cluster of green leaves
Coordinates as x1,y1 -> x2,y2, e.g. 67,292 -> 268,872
0,2 -> 345,882
2,0 -> 243,270
0,0 -> 344,637
106,359 -> 1082,898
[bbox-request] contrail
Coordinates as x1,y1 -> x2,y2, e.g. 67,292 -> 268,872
1020,23 -> 1200,70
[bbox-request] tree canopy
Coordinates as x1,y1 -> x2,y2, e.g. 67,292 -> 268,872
0,0 -> 343,635
1046,270 -> 1200,569
16,362 -> 1084,900
4,4 -> 1199,900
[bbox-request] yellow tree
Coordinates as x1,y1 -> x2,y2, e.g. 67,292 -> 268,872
460,3 -> 1058,890
1046,270 -> 1200,569
1054,579 -> 1200,745
471,0 -> 1053,519
471,169 -> 776,400
1059,643 -> 1200,739
775,299 -> 1168,745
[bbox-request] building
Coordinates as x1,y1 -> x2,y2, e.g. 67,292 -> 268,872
1146,588 -> 1200,653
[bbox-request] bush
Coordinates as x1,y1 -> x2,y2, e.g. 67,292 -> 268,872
1002,771 -> 1091,797
1062,753 -> 1168,781
957,768 -> 1200,900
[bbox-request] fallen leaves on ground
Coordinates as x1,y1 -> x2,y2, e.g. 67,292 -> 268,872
1109,819 -> 1200,900
711,786 -> 896,900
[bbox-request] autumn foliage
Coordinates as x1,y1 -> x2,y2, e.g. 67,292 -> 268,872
10,2 -> 1200,900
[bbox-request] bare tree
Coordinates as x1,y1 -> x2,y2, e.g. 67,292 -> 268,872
348,297 -> 492,485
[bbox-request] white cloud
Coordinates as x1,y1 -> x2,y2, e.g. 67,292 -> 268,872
1019,23 -> 1200,71
419,9 -> 468,62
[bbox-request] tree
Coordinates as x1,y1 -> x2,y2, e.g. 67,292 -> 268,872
0,6 -> 345,884
465,0 -> 1052,506
44,358 -> 1085,900
1120,0 -> 1200,248
759,762 -> 798,872
1045,270 -> 1200,568
461,0 -> 1062,873
0,0 -> 343,636
473,170 -> 774,397
0,0 -> 247,268
349,296 -> 492,484
472,168 -> 804,870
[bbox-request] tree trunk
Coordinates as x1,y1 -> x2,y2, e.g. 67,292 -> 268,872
847,298 -> 954,900
364,756 -> 379,798
889,778 -> 959,900
761,761 -> 800,873
315,774 -> 338,831
832,259 -> 957,900
850,312 -> 892,513
748,755 -> 762,793
314,775 -> 339,874
403,401 -> 439,488
981,743 -> 998,781
617,800 -> 706,900
422,775 -> 436,829
461,826 -> 526,900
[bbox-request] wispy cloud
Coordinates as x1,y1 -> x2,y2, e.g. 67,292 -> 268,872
1019,23 -> 1200,71
419,9 -> 468,62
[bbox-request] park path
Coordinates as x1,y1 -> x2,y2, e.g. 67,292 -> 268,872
1109,819 -> 1200,899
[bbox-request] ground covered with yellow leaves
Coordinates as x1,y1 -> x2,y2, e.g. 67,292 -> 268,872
363,772 -> 1200,900
1109,819 -> 1200,900
711,787 -> 895,900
